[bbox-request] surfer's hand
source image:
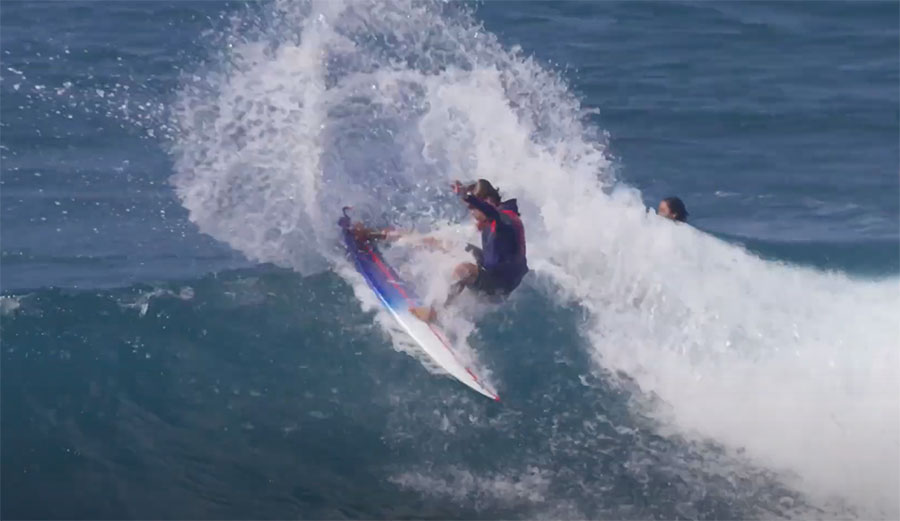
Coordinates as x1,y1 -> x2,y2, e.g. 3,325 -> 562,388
451,180 -> 464,195
351,223 -> 374,242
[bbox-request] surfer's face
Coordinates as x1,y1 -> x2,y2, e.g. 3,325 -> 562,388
471,208 -> 488,230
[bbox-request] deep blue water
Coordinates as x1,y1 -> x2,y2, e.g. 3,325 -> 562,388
2,1 -> 898,519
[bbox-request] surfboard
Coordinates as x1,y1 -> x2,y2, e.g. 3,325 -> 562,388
338,208 -> 500,401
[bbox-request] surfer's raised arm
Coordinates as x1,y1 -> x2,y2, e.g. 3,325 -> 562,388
462,193 -> 501,221
452,179 -> 501,220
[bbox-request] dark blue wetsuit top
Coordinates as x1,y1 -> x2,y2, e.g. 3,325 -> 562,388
463,194 -> 529,292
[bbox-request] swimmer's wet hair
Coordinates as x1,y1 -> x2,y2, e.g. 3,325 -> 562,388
662,196 -> 688,222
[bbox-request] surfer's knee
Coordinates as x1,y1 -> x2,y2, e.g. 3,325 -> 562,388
453,262 -> 478,283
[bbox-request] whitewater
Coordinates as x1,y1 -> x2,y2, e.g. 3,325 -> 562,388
167,0 -> 900,517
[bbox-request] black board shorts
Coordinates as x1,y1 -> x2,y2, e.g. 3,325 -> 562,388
465,245 -> 525,297
472,264 -> 520,297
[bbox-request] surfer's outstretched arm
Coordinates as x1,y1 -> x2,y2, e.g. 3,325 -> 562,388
420,236 -> 453,252
372,227 -> 404,241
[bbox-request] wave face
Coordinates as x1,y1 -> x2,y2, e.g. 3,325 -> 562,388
1,272 -> 815,520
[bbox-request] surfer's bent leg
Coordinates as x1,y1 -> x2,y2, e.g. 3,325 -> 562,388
411,262 -> 478,323
446,262 -> 478,305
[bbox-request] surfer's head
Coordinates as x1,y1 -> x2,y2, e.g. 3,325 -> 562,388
658,196 -> 688,222
471,179 -> 501,205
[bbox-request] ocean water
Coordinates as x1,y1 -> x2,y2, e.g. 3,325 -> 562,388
1,1 -> 898,519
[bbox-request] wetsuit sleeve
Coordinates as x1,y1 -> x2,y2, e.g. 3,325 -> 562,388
463,194 -> 501,221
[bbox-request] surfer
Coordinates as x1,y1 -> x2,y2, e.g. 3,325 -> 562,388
657,196 -> 689,222
409,179 -> 528,323
350,179 -> 528,323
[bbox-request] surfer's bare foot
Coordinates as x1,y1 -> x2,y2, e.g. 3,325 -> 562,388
410,305 -> 437,323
